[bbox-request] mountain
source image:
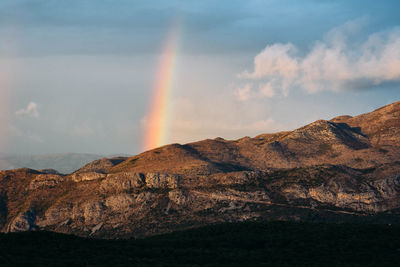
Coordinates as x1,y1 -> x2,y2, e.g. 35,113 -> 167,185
1,101 -> 400,238
0,153 -> 130,174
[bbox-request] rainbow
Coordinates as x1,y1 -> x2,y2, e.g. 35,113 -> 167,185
143,22 -> 181,151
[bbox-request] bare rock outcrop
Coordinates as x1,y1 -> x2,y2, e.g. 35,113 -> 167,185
8,209 -> 37,232
144,173 -> 180,189
83,201 -> 106,224
104,194 -> 136,212
71,172 -> 106,182
168,189 -> 188,206
29,174 -> 64,190
278,166 -> 400,212
100,172 -> 145,193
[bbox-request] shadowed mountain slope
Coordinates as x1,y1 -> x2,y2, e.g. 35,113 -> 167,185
331,101 -> 400,147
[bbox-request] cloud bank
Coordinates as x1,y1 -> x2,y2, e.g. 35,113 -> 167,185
237,23 -> 400,100
15,102 -> 39,118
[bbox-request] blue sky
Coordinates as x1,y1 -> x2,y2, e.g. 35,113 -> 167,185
1,0 -> 399,155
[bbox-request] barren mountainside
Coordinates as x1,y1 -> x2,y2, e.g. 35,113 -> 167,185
1,101 -> 400,238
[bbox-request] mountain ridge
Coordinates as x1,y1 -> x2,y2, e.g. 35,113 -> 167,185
110,101 -> 399,175
0,100 -> 400,238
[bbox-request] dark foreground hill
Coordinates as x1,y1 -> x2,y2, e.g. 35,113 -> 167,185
1,221 -> 400,266
0,101 -> 400,238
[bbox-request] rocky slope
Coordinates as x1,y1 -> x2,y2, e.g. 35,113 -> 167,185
1,101 -> 400,238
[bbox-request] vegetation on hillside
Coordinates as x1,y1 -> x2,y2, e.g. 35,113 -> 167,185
1,221 -> 400,266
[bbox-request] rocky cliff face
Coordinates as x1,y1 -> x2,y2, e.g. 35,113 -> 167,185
1,101 -> 400,238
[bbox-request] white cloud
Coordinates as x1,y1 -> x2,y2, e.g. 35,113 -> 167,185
234,82 -> 275,101
259,82 -> 275,98
234,84 -> 253,101
15,102 -> 40,118
238,21 -> 400,99
241,43 -> 299,80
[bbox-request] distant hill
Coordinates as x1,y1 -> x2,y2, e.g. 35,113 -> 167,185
0,101 -> 399,239
0,153 -> 130,174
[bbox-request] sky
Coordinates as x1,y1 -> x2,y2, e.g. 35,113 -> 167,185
1,0 -> 399,155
